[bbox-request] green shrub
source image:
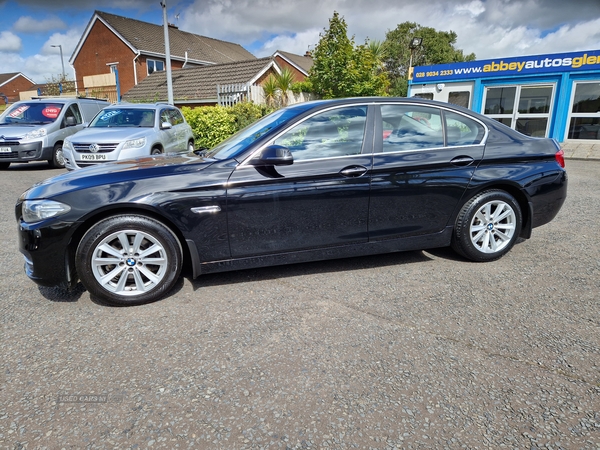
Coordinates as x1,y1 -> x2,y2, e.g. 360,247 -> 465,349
181,103 -> 273,149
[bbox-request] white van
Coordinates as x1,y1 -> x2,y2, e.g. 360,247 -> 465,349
0,97 -> 110,169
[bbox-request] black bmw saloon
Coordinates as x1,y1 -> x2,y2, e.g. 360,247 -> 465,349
16,98 -> 567,305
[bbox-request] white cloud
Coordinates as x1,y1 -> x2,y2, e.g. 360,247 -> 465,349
0,30 -> 22,52
257,29 -> 321,57
13,15 -> 66,33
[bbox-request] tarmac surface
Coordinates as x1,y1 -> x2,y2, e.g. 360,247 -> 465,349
0,158 -> 598,449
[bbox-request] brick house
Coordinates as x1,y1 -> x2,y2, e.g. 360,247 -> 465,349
69,10 -> 256,98
0,73 -> 35,104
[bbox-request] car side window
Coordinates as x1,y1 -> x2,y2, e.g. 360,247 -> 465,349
169,109 -> 184,125
160,109 -> 171,126
274,106 -> 367,161
381,105 -> 443,152
65,104 -> 82,125
444,111 -> 485,146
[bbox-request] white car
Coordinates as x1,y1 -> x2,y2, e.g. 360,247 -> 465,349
63,103 -> 195,170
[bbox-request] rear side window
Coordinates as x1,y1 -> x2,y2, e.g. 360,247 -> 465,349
168,109 -> 184,125
445,111 -> 485,146
381,104 -> 443,152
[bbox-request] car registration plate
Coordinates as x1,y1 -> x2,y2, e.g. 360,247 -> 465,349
0,146 -> 11,153
80,154 -> 108,161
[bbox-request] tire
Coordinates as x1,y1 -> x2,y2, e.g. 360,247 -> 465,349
451,190 -> 522,262
151,147 -> 162,155
48,143 -> 65,168
187,140 -> 195,153
75,215 -> 183,306
0,162 -> 10,170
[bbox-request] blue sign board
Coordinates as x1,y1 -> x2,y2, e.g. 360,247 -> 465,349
412,49 -> 600,83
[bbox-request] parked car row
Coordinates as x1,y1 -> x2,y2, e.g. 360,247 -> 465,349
0,98 -> 194,170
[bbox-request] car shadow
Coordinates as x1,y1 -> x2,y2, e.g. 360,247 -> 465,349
38,283 -> 87,303
35,247 -> 466,305
4,162 -> 58,171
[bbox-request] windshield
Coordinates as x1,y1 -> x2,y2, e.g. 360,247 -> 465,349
205,103 -> 316,160
90,109 -> 155,128
0,103 -> 63,125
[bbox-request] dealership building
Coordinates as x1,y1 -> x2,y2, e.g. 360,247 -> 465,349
408,49 -> 600,146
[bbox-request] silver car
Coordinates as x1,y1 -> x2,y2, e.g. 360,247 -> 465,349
63,103 -> 195,170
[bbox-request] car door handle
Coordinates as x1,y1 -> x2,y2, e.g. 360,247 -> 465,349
450,156 -> 475,167
340,165 -> 368,177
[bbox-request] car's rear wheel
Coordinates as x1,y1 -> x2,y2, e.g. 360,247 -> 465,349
451,190 -> 522,262
48,143 -> 65,168
0,162 -> 10,170
75,215 -> 182,306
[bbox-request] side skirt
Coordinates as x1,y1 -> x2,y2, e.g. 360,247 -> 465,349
186,227 -> 453,278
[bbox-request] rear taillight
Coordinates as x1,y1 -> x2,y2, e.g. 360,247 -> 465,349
555,149 -> 565,168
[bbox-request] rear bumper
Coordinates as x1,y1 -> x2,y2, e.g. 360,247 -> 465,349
530,170 -> 568,229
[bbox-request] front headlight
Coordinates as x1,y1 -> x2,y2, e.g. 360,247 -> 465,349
122,137 -> 146,150
63,140 -> 74,151
22,200 -> 71,223
23,128 -> 48,141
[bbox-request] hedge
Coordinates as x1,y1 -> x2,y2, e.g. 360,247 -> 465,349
181,103 -> 273,149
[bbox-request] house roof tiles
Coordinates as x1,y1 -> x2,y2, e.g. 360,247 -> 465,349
123,57 -> 275,102
71,11 -> 256,65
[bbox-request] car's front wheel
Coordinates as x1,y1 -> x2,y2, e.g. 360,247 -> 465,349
187,140 -> 195,153
0,162 -> 10,170
48,143 -> 65,168
75,215 -> 183,306
451,190 -> 522,262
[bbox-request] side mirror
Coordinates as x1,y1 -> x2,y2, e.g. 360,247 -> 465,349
248,145 -> 293,166
65,116 -> 77,127
161,122 -> 172,129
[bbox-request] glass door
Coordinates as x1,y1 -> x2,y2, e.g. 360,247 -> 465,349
567,81 -> 600,141
483,84 -> 555,137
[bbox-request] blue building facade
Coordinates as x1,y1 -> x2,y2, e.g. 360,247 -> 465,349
408,50 -> 600,143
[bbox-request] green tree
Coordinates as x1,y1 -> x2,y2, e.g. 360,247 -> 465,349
368,39 -> 386,72
276,67 -> 295,106
262,75 -> 278,108
383,22 -> 476,97
308,11 -> 388,98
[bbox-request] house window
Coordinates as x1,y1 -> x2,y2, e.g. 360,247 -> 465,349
483,84 -> 554,137
567,81 -> 600,140
147,59 -> 165,75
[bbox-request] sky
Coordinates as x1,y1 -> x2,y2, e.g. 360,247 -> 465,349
1,0 -> 600,84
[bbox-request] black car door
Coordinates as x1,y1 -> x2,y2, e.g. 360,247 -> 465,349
368,103 -> 486,240
226,105 -> 374,258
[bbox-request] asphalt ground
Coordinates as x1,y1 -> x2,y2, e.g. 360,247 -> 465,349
0,160 -> 598,449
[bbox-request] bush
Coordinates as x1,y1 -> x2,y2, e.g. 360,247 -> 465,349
181,103 -> 273,149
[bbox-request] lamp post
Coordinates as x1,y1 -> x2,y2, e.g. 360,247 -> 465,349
51,44 -> 66,80
408,37 -> 423,80
160,0 -> 174,105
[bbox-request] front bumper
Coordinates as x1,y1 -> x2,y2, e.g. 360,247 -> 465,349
17,217 -> 76,288
0,141 -> 51,162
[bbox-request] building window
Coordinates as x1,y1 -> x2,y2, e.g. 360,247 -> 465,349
147,59 -> 165,75
483,84 -> 554,137
567,82 -> 600,140
412,93 -> 434,100
448,91 -> 470,108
